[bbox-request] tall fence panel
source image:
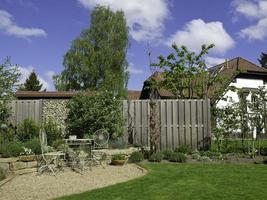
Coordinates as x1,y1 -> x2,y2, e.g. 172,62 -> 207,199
123,99 -> 211,150
8,100 -> 43,125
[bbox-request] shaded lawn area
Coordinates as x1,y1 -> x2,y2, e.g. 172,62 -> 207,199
58,163 -> 267,200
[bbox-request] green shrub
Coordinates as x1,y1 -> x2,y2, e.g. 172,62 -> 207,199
199,156 -> 212,162
162,149 -> 173,160
109,138 -> 128,149
17,118 -> 40,142
260,147 -> 267,156
66,91 -> 124,139
168,152 -> 187,163
191,150 -> 201,160
52,139 -> 65,150
0,168 -> 6,181
0,141 -> 24,157
174,145 -> 192,154
57,143 -> 69,152
129,151 -> 144,163
43,119 -> 62,146
24,137 -> 41,155
112,154 -> 126,160
149,152 -> 163,162
0,126 -> 15,143
200,150 -> 222,159
263,158 -> 267,165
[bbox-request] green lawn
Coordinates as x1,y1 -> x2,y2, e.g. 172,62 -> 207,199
58,163 -> 267,200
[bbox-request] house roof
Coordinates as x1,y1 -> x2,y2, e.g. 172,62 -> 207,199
140,57 -> 267,100
209,57 -> 267,75
15,91 -> 77,99
15,90 -> 141,100
127,90 -> 141,100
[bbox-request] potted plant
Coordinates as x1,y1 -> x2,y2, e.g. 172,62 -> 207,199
19,147 -> 37,162
111,154 -> 127,165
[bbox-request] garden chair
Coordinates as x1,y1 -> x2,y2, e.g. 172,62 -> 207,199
37,129 -> 57,175
89,129 -> 110,168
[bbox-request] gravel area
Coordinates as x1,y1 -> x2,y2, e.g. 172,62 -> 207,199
0,164 -> 146,200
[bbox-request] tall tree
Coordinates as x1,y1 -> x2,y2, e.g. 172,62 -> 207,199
0,57 -> 20,123
20,71 -> 43,91
54,6 -> 129,97
258,52 -> 267,68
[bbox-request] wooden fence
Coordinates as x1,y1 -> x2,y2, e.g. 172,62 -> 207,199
8,99 -> 211,150
123,99 -> 211,150
8,100 -> 43,125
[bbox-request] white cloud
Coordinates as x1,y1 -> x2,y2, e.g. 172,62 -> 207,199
77,0 -> 170,42
0,10 -> 46,38
127,63 -> 144,75
167,19 -> 235,54
239,18 -> 267,40
18,66 -> 53,90
232,0 -> 267,40
205,56 -> 225,68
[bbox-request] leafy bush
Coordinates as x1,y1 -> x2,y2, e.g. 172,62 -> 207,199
200,150 -> 222,159
149,152 -> 163,162
0,126 -> 15,143
168,152 -> 187,163
0,167 -> 6,181
191,150 -> 201,160
260,147 -> 267,156
66,91 -> 125,139
112,154 -> 126,160
24,137 -> 41,155
109,138 -> 128,149
17,118 -> 40,142
129,151 -> 144,163
162,149 -> 173,160
57,143 -> 69,152
43,119 -> 62,146
199,156 -> 212,162
0,141 -> 24,157
52,139 -> 65,150
174,145 -> 192,154
263,158 -> 267,165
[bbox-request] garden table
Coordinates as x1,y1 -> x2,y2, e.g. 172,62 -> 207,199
64,138 -> 95,171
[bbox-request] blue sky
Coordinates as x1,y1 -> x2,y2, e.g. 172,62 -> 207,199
0,0 -> 267,91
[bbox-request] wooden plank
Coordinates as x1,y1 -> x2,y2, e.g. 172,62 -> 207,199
172,101 -> 178,149
35,100 -> 40,123
191,100 -> 197,149
128,100 -> 135,144
197,100 -> 203,149
207,99 -> 212,140
122,100 -> 129,143
140,101 -> 147,146
134,101 -> 140,144
203,99 -> 208,148
166,100 -> 172,149
178,100 -> 185,146
184,100 -> 191,146
160,100 -> 166,150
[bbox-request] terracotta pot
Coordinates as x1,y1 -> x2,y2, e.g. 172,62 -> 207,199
111,160 -> 126,166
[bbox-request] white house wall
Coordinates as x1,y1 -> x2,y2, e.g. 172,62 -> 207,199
217,77 -> 265,108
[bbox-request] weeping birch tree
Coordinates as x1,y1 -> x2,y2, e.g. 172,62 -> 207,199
54,6 -> 129,97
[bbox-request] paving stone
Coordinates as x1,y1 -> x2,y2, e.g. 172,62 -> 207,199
15,168 -> 36,175
11,162 -> 27,171
0,157 -> 18,163
26,161 -> 37,168
0,162 -> 10,172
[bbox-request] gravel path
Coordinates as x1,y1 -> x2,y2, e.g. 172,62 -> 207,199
0,164 -> 146,200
